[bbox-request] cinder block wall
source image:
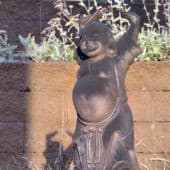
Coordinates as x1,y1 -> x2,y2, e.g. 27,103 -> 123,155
0,0 -> 56,46
0,62 -> 169,169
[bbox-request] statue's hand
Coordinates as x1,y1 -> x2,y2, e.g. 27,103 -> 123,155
119,10 -> 140,25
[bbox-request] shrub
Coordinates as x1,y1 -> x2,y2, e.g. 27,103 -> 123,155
136,0 -> 170,61
18,34 -> 68,62
0,30 -> 17,62
137,26 -> 170,61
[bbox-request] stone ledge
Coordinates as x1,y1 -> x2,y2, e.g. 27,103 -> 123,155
0,61 -> 170,91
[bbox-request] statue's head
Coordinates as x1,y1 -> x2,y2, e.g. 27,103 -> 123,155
79,22 -> 117,59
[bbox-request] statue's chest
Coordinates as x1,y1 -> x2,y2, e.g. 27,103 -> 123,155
78,58 -> 114,78
74,59 -> 118,101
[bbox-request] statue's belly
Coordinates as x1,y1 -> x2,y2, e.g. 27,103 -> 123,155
73,76 -> 117,123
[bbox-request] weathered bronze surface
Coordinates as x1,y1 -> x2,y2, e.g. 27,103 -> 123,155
72,10 -> 142,170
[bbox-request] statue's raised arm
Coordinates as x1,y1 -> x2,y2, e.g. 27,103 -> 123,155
116,11 -> 143,67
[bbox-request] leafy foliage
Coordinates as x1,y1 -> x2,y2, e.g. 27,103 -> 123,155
136,0 -> 170,61
1,0 -> 169,62
41,0 -> 170,62
0,30 -> 17,61
137,27 -> 170,61
18,34 -> 69,62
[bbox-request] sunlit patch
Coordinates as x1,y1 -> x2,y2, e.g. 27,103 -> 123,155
99,72 -> 112,78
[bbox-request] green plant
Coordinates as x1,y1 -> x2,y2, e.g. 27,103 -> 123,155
0,30 -> 17,60
136,0 -> 170,61
19,34 -> 73,62
42,0 -> 170,62
137,26 -> 170,61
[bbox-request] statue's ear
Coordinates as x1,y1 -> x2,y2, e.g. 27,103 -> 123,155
79,8 -> 104,30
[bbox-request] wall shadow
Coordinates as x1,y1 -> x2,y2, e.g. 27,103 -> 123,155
0,63 -> 30,169
43,131 -> 74,170
0,62 -> 74,169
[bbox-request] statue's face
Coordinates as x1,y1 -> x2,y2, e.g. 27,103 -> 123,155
80,35 -> 104,58
79,22 -> 112,58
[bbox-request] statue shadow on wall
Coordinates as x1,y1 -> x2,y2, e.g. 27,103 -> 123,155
43,130 -> 74,170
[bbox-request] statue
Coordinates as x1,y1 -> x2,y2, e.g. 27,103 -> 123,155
72,9 -> 142,170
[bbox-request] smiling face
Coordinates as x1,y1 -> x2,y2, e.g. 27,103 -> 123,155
79,22 -> 113,59
80,38 -> 104,58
